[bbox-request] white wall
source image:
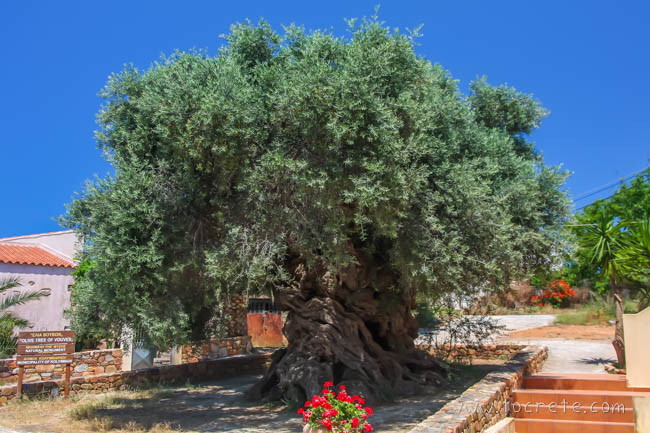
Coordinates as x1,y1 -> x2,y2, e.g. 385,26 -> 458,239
0,262 -> 74,332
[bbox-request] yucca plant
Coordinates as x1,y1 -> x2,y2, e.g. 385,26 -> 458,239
617,218 -> 650,310
576,216 -> 626,365
0,277 -> 46,358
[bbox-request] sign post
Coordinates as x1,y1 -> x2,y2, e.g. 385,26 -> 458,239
16,331 -> 76,399
16,366 -> 24,398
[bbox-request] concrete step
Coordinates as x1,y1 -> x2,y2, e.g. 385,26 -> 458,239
523,373 -> 650,392
512,402 -> 633,423
511,389 -> 648,408
513,418 -> 635,433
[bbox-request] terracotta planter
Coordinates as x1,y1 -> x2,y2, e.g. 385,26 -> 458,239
303,424 -> 329,433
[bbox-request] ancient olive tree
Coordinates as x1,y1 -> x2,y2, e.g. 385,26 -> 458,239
63,20 -> 569,403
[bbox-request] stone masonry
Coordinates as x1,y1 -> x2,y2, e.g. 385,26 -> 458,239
408,345 -> 548,433
0,352 -> 272,406
0,349 -> 123,385
417,344 -> 526,364
180,336 -> 253,363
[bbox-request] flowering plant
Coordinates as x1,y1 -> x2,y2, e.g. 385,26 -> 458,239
298,381 -> 374,432
530,280 -> 576,308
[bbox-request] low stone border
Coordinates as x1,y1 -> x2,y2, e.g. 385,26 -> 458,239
416,344 -> 525,364
0,352 -> 272,405
0,349 -> 123,385
408,345 -> 548,433
181,335 -> 253,363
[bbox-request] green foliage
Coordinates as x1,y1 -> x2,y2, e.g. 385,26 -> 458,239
0,277 -> 46,358
578,169 -> 650,224
617,219 -> 650,308
62,18 -> 570,345
554,294 -> 637,326
0,326 -> 17,359
470,77 -> 549,158
414,302 -> 438,328
572,170 -> 650,306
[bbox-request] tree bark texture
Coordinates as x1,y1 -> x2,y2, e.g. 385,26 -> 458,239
613,291 -> 626,367
248,248 -> 446,404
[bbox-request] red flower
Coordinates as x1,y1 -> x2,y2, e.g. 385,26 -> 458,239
323,381 -> 334,387
336,391 -> 349,401
351,418 -> 360,428
304,401 -> 312,407
363,423 -> 374,432
322,389 -> 332,394
323,409 -> 339,417
339,385 -> 346,390
365,407 -> 374,415
322,402 -> 332,410
322,418 -> 332,431
297,408 -> 304,414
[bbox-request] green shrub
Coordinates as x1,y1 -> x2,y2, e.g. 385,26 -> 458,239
414,302 -> 438,328
555,295 -> 637,326
0,325 -> 17,359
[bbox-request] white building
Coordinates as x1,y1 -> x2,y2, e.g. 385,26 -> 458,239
0,230 -> 78,331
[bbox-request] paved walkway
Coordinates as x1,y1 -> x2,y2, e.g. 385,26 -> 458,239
485,314 -> 556,333
418,314 -> 617,373
490,315 -> 617,373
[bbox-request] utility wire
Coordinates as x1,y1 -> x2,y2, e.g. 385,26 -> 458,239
575,193 -> 617,211
574,179 -> 648,211
573,168 -> 647,202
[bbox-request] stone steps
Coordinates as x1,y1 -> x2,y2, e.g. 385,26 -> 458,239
513,418 -> 635,433
523,373 -> 650,392
511,373 -> 641,433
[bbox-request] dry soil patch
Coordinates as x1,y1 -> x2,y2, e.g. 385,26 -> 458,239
505,324 -> 614,341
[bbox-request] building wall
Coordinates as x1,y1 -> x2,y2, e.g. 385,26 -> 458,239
0,230 -> 78,261
0,263 -> 74,332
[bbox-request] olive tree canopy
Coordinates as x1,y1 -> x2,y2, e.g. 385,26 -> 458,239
64,19 -> 569,403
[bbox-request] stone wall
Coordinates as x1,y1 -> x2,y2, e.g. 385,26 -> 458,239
225,296 -> 248,337
0,352 -> 272,406
0,349 -> 123,385
408,345 -> 548,433
417,344 -> 525,364
180,336 -> 253,363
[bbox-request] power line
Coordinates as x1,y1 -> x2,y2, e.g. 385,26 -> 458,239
575,193 -> 617,211
574,178 -> 648,212
573,168 -> 647,202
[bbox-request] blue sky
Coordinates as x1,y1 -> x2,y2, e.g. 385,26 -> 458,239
1,0 -> 648,237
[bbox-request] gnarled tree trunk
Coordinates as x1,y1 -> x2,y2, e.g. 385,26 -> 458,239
248,248 -> 446,404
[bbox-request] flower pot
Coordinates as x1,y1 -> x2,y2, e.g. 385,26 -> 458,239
303,425 -> 329,433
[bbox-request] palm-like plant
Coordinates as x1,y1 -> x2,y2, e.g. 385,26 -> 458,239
580,217 -> 623,283
577,216 -> 626,365
617,218 -> 650,310
0,277 -> 47,358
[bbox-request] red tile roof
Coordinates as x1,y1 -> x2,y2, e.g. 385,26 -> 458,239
0,244 -> 75,268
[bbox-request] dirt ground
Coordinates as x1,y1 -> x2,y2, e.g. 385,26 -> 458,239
505,324 -> 614,341
0,365 -> 498,433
